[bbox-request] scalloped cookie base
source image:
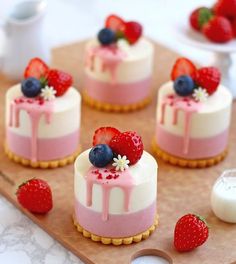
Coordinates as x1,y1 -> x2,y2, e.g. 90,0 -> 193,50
83,92 -> 152,112
152,139 -> 228,168
73,215 -> 159,246
4,143 -> 81,169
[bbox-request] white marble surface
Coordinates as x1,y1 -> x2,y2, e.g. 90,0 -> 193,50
0,0 -> 233,263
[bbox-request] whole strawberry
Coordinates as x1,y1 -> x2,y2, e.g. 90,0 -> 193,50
203,16 -> 233,43
16,178 -> 53,214
124,21 -> 142,44
214,0 -> 236,19
231,17 -> 236,36
189,7 -> 213,31
174,214 -> 209,252
110,131 -> 143,165
195,67 -> 221,95
47,69 -> 73,96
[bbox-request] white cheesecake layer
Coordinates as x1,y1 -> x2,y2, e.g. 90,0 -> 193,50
85,38 -> 154,83
6,84 -> 81,138
74,149 -> 157,214
156,82 -> 232,138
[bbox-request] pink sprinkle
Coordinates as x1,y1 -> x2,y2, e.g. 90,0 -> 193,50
27,99 -> 33,103
97,174 -> 102,180
109,168 -> 116,174
114,174 -> 119,179
19,98 -> 24,103
106,175 -> 113,180
183,97 -> 190,102
14,99 -> 20,104
168,94 -> 174,99
39,100 -> 44,105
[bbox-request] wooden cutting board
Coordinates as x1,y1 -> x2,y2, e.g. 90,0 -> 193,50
0,40 -> 236,264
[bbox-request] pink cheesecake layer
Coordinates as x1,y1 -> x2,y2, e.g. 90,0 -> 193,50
156,125 -> 229,159
74,200 -> 156,238
7,129 -> 79,161
84,75 -> 151,105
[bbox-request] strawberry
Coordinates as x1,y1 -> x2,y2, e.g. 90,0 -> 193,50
203,16 -> 233,43
47,69 -> 73,96
231,17 -> 236,36
110,131 -> 143,165
124,21 -> 142,44
214,0 -> 236,19
174,214 -> 209,252
171,58 -> 197,81
92,127 -> 121,146
24,58 -> 49,80
105,14 -> 126,32
16,178 -> 53,214
195,67 -> 221,95
189,7 -> 213,31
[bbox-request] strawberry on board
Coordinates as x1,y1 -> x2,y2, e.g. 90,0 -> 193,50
47,69 -> 73,97
92,127 -> 121,146
174,213 -> 209,252
110,131 -> 144,165
16,178 -> 53,214
171,58 -> 197,81
24,57 -> 49,79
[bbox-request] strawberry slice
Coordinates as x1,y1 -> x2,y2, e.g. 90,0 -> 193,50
105,14 -> 126,32
24,58 -> 49,79
93,127 -> 121,146
171,58 -> 197,81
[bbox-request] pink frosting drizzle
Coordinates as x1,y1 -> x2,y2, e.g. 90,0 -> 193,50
9,96 -> 53,162
160,94 -> 202,154
86,167 -> 134,221
85,45 -> 126,84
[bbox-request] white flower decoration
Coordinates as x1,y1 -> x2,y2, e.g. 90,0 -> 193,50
112,155 -> 130,171
40,86 -> 56,101
192,87 -> 209,102
117,39 -> 131,53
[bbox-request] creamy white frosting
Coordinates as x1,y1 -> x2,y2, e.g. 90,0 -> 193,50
156,82 -> 232,138
84,38 -> 154,83
74,149 -> 158,214
6,84 -> 81,138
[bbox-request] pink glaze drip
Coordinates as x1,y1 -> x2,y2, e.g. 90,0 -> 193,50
9,97 -> 53,162
160,94 -> 202,154
85,45 -> 126,84
86,167 -> 134,221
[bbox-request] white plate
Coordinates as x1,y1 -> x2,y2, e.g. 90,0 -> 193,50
176,20 -> 236,54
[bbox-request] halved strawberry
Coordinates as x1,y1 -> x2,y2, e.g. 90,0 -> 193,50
171,58 -> 197,81
93,127 -> 121,146
105,14 -> 126,32
24,58 -> 49,79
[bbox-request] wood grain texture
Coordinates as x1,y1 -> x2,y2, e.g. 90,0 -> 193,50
0,41 -> 236,264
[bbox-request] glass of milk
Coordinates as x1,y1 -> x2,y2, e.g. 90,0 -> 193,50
211,169 -> 236,223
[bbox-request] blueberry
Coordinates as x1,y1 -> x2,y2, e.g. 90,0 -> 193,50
21,77 -> 42,98
89,144 -> 113,167
174,75 -> 195,96
97,28 -> 116,46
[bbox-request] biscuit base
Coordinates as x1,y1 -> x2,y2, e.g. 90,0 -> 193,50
4,143 -> 81,169
152,139 -> 228,168
83,92 -> 151,112
73,214 -> 158,246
